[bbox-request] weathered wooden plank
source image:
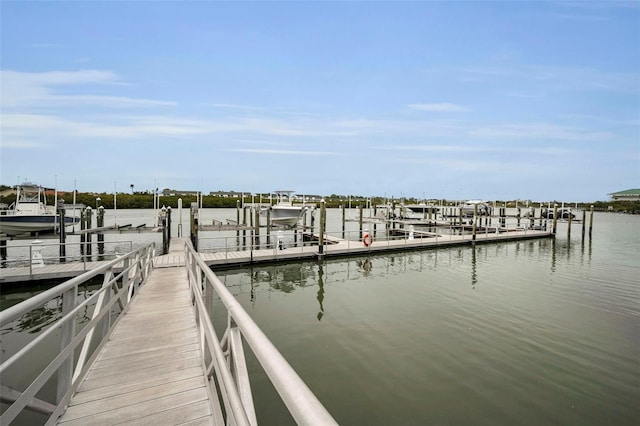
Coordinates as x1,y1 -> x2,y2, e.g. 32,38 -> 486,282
83,356 -> 203,386
61,376 -> 206,421
111,321 -> 195,338
93,334 -> 198,361
70,367 -> 205,405
58,388 -> 209,425
91,345 -> 200,372
122,400 -> 213,426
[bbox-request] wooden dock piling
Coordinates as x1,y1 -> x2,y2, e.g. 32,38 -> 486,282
97,206 -> 105,258
318,200 -> 325,255
359,204 -> 363,240
190,202 -> 198,251
59,205 -> 66,262
86,207 -> 93,257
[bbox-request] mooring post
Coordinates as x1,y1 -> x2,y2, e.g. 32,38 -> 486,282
167,206 -> 172,251
161,206 -> 168,255
589,205 -> 594,239
97,206 -> 105,258
567,207 -> 572,239
254,206 -> 260,248
177,198 -> 183,237
266,205 -> 271,247
190,202 -> 198,251
80,208 -> 86,257
539,204 -> 544,229
581,209 -> 587,240
318,199 -> 325,256
59,205 -> 66,262
472,203 -> 478,241
552,204 -> 558,235
242,206 -> 247,250
359,204 -> 364,240
517,207 -> 521,228
236,200 -> 241,241
86,206 -> 93,257
391,200 -> 396,229
0,237 -> 6,265
341,204 -> 346,239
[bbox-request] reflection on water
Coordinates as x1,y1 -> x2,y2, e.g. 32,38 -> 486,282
316,265 -> 324,321
214,216 -> 639,425
218,237 -> 592,309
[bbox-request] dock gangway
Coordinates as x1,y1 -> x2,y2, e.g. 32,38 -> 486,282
0,239 -> 337,425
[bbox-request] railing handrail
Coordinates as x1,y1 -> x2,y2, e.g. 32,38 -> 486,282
0,244 -> 151,327
184,240 -> 338,425
0,243 -> 156,425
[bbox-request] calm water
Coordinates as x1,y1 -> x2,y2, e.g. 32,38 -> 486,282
1,210 -> 638,425
212,212 -> 639,425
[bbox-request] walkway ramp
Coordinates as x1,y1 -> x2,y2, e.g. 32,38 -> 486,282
56,266 -> 214,425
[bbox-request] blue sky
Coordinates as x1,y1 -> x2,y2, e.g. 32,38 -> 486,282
1,1 -> 638,201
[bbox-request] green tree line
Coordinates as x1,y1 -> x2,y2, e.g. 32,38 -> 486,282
1,189 -> 637,213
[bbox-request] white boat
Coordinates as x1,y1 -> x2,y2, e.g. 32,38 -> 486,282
262,191 -> 307,228
460,200 -> 493,217
0,183 -> 79,236
404,203 -> 440,214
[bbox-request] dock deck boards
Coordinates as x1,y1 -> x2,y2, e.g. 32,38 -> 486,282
0,231 -> 553,282
200,228 -> 552,267
56,241 -> 214,426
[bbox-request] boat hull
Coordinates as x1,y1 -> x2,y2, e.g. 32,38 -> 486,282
0,215 -> 79,236
269,206 -> 305,227
405,205 -> 440,214
460,205 -> 492,217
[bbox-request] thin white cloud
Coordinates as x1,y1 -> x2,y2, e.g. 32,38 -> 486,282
0,140 -> 45,149
458,65 -> 639,95
209,103 -> 264,111
227,148 -> 337,156
386,144 -> 573,156
1,70 -> 173,108
468,123 -> 615,141
408,103 -> 470,112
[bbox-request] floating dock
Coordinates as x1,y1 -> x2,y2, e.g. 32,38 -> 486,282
0,228 -> 552,282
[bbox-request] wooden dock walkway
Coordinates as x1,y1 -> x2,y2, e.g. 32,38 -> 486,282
200,228 -> 552,267
56,239 -> 215,425
0,260 -> 115,284
0,230 -> 553,282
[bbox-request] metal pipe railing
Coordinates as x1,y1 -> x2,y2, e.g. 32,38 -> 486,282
0,240 -> 134,268
0,243 -> 155,425
184,241 -> 338,425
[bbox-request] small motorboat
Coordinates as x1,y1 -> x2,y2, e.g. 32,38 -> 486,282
460,200 -> 493,217
262,191 -> 307,228
0,183 -> 79,236
541,208 -> 575,220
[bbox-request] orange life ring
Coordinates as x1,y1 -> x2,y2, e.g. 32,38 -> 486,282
363,232 -> 374,247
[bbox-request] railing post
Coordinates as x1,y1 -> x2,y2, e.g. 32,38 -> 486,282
57,287 -> 77,404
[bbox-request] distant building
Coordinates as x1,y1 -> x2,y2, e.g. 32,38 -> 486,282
162,189 -> 199,196
609,189 -> 640,201
296,194 -> 322,202
209,191 -> 244,198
